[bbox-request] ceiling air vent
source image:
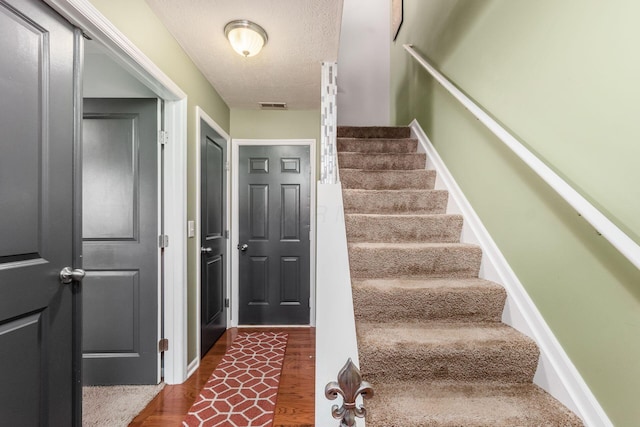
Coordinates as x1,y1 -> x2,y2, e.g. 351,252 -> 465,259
259,102 -> 288,110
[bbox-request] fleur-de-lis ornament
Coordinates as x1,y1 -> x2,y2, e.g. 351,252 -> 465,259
324,358 -> 374,427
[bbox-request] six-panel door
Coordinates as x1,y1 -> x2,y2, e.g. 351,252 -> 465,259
238,145 -> 311,325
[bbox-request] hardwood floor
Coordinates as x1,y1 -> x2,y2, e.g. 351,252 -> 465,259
129,327 -> 315,427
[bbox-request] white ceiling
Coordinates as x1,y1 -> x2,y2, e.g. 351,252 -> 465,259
145,0 -> 343,110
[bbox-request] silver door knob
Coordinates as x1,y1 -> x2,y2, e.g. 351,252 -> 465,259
59,267 -> 86,284
238,244 -> 248,252
201,247 -> 212,254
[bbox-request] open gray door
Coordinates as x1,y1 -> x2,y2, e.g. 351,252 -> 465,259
82,98 -> 159,385
200,120 -> 227,357
238,145 -> 311,325
0,0 -> 80,424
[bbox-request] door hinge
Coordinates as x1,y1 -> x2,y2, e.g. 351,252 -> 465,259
225,161 -> 230,171
158,234 -> 169,248
158,130 -> 169,145
225,298 -> 230,308
158,338 -> 169,352
225,229 -> 229,239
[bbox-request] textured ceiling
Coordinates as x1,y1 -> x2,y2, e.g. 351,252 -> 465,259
146,0 -> 343,110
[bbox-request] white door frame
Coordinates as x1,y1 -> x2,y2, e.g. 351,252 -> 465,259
193,108 -> 231,372
45,0 -> 189,384
231,139 -> 317,327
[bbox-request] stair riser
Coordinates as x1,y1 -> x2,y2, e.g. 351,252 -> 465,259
348,245 -> 482,279
352,287 -> 506,323
340,170 -> 436,190
338,153 -> 426,170
358,341 -> 539,383
337,138 -> 418,153
345,215 -> 463,243
343,190 -> 448,214
337,126 -> 411,139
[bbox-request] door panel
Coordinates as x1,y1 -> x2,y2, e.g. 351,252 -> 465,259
82,98 -> 158,385
238,145 -> 311,325
200,121 -> 227,357
0,0 -> 77,424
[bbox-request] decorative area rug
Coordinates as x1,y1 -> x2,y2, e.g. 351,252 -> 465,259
183,332 -> 288,427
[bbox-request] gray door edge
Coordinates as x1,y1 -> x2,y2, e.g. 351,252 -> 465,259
230,139 -> 318,328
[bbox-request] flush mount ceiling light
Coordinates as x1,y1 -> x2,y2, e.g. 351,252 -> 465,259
224,20 -> 268,57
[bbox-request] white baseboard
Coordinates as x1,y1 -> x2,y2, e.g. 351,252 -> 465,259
410,119 -> 611,427
186,357 -> 199,379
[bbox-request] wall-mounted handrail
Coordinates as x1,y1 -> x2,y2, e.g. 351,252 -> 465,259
403,44 -> 640,271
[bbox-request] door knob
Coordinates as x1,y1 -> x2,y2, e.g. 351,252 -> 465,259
238,244 -> 248,252
59,267 -> 86,284
201,247 -> 213,254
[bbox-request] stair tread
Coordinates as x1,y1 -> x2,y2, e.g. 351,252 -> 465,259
344,188 -> 444,193
345,213 -> 462,221
337,126 -> 411,139
352,277 -> 502,291
349,241 -> 479,249
337,138 -> 419,154
353,278 -> 506,323
366,381 -> 584,427
340,169 -> 436,190
357,321 -> 534,346
338,152 -> 426,170
337,137 -> 417,141
339,152 -> 422,156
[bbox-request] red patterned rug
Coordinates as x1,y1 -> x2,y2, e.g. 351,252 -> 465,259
183,332 -> 288,427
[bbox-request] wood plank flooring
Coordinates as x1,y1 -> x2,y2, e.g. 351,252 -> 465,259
129,327 -> 315,427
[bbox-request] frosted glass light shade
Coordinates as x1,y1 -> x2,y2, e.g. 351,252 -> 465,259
224,20 -> 268,57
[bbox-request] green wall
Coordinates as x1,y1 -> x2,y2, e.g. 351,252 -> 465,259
231,109 -> 320,142
390,1 -> 640,425
88,0 -> 230,364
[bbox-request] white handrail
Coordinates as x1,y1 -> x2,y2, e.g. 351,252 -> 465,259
404,44 -> 640,271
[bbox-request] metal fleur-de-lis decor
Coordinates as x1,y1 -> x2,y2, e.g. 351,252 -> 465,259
324,358 -> 374,426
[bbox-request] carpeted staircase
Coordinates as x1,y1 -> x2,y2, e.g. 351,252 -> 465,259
337,126 -> 583,426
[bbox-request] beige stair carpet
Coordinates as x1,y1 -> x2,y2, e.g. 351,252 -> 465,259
338,125 -> 583,426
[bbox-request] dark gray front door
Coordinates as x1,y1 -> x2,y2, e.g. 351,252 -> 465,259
0,0 -> 79,424
200,121 -> 227,357
238,145 -> 311,325
82,98 -> 159,385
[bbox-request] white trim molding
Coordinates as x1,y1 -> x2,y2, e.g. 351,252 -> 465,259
411,119 -> 612,427
193,107 -> 231,371
45,0 -> 189,384
231,139 -> 317,327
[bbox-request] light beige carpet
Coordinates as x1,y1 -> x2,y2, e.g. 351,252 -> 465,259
338,125 -> 584,426
82,383 -> 164,426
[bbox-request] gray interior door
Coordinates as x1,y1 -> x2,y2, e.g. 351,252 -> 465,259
0,0 -> 80,424
238,145 -> 311,325
200,121 -> 227,357
82,98 -> 159,385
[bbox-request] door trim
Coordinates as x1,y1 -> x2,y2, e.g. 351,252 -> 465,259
194,107 -> 231,371
231,139 -> 317,327
45,0 -> 189,384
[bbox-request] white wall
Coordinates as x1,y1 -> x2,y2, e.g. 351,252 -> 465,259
337,0 -> 390,126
